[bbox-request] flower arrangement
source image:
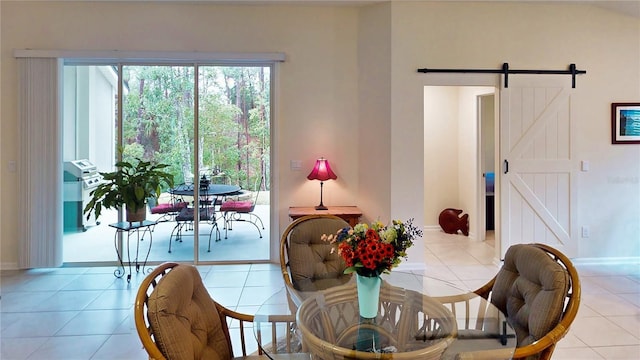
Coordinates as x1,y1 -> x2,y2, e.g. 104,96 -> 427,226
322,218 -> 423,278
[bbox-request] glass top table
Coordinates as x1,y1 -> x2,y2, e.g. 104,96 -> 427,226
169,183 -> 241,197
253,272 -> 516,360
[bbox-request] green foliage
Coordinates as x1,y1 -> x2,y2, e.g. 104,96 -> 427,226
83,157 -> 174,221
122,143 -> 144,163
120,65 -> 270,191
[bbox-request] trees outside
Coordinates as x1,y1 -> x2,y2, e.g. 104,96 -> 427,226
121,65 -> 270,193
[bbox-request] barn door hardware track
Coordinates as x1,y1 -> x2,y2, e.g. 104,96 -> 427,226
417,63 -> 586,88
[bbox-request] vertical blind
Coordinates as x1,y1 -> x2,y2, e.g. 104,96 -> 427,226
18,58 -> 63,268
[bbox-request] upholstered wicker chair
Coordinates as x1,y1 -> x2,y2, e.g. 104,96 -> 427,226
134,262 -> 268,360
438,243 -> 581,360
280,214 -> 353,295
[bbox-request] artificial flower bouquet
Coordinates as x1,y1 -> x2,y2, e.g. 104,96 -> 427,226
322,218 -> 422,277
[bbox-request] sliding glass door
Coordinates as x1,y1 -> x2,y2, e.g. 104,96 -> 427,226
62,63 -> 271,265
197,65 -> 271,261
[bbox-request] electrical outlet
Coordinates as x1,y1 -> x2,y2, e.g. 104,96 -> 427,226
581,226 -> 590,238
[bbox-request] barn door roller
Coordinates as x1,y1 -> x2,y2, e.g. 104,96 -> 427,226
417,63 -> 586,88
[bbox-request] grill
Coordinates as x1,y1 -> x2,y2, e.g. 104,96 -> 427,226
64,159 -> 102,231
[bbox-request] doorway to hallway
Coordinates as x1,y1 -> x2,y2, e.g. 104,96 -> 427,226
423,86 -> 497,247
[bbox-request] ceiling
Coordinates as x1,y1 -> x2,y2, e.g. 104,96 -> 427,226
592,1 -> 640,18
14,0 -> 640,18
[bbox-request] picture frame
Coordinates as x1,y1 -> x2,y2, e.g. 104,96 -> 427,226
611,103 -> 640,144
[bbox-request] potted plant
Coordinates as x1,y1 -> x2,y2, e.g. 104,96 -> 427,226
83,158 -> 174,223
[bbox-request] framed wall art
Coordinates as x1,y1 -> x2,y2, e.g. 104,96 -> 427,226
611,103 -> 640,144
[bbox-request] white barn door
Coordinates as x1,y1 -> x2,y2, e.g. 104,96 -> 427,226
500,75 -> 577,258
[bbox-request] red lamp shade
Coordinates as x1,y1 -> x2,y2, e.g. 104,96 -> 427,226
307,158 -> 338,181
307,158 -> 337,210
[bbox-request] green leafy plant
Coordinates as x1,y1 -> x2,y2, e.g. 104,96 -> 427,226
83,158 -> 174,221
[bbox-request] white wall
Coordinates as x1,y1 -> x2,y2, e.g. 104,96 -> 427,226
1,2 -> 362,267
390,1 -> 639,260
66,66 -> 116,172
1,1 -> 639,267
357,2 -> 392,225
89,67 -> 117,172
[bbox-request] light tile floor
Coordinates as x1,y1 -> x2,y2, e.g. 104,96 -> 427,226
1,232 -> 639,359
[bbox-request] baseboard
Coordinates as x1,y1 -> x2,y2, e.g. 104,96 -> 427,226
1,262 -> 19,270
423,225 -> 476,240
423,226 -> 639,265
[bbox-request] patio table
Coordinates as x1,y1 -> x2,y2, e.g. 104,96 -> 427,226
109,220 -> 156,282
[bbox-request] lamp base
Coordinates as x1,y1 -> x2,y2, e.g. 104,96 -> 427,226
315,205 -> 328,210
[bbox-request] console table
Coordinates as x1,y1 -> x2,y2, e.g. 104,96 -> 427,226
288,206 -> 363,227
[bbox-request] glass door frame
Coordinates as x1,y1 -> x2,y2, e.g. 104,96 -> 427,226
63,58 -> 275,265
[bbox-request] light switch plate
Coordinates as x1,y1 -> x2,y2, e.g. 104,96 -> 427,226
290,160 -> 302,171
581,160 -> 589,172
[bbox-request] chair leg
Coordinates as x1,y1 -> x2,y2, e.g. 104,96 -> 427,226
247,215 -> 263,238
251,213 -> 265,230
168,222 -> 187,253
168,223 -> 178,253
225,212 -> 263,239
207,221 -> 221,252
224,212 -> 234,239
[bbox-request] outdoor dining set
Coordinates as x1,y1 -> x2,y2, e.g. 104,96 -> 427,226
112,175 -> 265,281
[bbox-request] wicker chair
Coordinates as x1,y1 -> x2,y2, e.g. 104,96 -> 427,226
134,262 -> 268,360
438,243 -> 581,360
280,214 -> 354,293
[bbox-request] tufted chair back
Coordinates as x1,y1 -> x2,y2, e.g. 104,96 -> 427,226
280,215 -> 352,293
145,264 -> 231,359
489,244 -> 575,359
135,262 -> 267,360
491,244 -> 568,348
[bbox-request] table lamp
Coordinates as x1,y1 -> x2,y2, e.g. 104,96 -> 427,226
307,157 -> 337,210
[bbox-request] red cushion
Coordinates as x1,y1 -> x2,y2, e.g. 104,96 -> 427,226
150,201 -> 187,214
220,200 -> 253,212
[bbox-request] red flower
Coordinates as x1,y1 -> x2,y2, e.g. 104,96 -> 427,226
365,229 -> 379,241
338,242 -> 355,267
323,219 -> 422,277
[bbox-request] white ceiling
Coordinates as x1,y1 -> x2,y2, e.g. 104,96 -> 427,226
10,0 -> 640,19
591,1 -> 640,18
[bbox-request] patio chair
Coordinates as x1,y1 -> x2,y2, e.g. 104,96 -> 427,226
438,243 -> 581,360
219,176 -> 265,239
133,262 -> 269,359
148,192 -> 188,223
168,205 -> 220,253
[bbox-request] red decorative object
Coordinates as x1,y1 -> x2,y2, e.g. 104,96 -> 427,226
438,208 -> 469,236
307,158 -> 337,210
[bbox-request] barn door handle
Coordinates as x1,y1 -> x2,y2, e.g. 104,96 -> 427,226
503,159 -> 509,174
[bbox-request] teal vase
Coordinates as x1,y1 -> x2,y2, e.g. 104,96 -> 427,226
356,273 -> 381,319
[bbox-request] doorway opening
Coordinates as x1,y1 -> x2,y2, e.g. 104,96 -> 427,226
423,86 -> 497,246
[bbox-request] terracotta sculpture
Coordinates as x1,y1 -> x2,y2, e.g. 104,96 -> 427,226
438,208 -> 469,236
